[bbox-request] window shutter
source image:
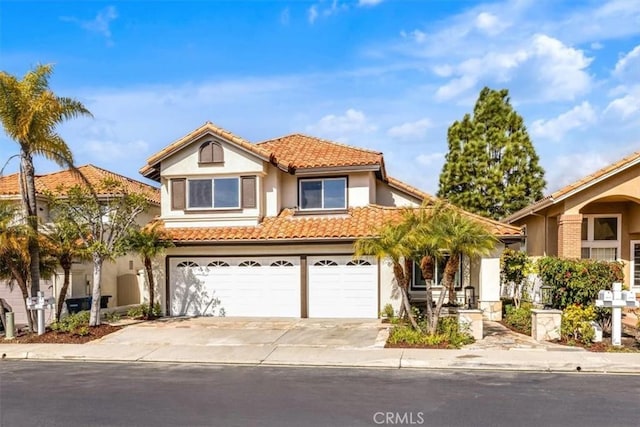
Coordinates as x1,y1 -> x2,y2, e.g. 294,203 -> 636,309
241,176 -> 256,209
171,179 -> 186,210
199,143 -> 213,163
212,142 -> 224,163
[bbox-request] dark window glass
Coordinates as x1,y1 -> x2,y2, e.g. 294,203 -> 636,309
593,217 -> 617,240
300,180 -> 322,209
581,218 -> 588,241
214,178 -> 239,208
189,180 -> 212,208
324,179 -> 346,209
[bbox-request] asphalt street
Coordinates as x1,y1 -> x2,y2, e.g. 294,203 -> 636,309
0,361 -> 638,427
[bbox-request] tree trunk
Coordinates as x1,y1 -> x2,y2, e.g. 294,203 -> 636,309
420,256 -> 435,334
89,254 -> 103,326
393,261 -> 419,331
20,152 -> 40,299
428,255 -> 461,335
15,276 -> 34,332
56,257 -> 72,320
144,256 -> 155,319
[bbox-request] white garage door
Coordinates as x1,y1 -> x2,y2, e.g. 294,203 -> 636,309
169,257 -> 300,317
307,256 -> 378,318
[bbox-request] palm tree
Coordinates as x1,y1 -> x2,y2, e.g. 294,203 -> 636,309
42,219 -> 89,320
354,220 -> 419,330
0,201 -> 57,331
0,64 -> 92,299
416,202 -> 497,334
125,223 -> 173,319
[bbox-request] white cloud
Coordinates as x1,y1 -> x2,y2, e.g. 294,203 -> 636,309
475,12 -> 509,36
400,29 -> 427,43
531,102 -> 597,141
548,153 -> 610,192
61,6 -> 118,44
306,109 -> 377,141
417,152 -> 444,166
614,44 -> 640,79
604,85 -> 640,120
434,34 -> 592,102
308,5 -> 319,24
358,0 -> 383,6
387,118 -> 432,139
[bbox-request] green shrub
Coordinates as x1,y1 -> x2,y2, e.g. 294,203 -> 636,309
562,304 -> 596,345
50,311 -> 91,335
503,302 -> 532,335
537,257 -> 623,309
127,303 -> 161,319
388,317 -> 473,348
381,303 -> 395,319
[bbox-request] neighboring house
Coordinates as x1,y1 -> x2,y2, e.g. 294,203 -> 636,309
141,122 -> 522,320
504,151 -> 640,292
0,164 -> 160,324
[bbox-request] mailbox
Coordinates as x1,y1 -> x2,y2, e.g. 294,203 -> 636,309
622,290 -> 637,302
599,290 -> 613,301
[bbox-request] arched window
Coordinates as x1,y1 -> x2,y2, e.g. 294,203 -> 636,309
208,261 -> 230,267
199,141 -> 224,164
314,260 -> 338,266
270,260 -> 294,267
238,260 -> 261,267
177,261 -> 199,268
347,259 -> 371,266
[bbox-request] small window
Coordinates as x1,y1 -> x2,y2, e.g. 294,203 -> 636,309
199,141 -> 224,164
347,259 -> 371,266
270,260 -> 294,267
299,178 -> 346,210
208,261 -> 230,267
239,260 -> 261,267
593,217 -> 617,241
177,261 -> 199,268
314,260 -> 338,266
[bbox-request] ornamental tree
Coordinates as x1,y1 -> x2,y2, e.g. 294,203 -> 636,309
438,87 -> 545,220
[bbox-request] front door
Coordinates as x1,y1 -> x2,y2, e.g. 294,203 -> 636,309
630,241 -> 640,289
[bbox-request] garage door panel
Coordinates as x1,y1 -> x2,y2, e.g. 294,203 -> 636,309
170,257 -> 300,317
308,256 -> 377,318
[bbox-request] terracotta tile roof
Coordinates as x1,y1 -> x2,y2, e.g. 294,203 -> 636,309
140,122 -> 272,178
385,176 -> 438,203
257,134 -> 383,171
0,164 -> 160,205
156,205 -> 522,243
504,150 -> 640,222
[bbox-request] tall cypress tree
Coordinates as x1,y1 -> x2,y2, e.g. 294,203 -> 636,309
438,87 -> 545,220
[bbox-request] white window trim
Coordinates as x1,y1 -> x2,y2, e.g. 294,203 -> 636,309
298,177 -> 347,211
186,177 -> 241,210
581,214 -> 621,261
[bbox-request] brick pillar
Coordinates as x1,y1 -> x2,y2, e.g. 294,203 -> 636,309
557,214 -> 582,259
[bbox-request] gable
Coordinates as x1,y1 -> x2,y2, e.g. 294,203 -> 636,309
161,133 -> 266,177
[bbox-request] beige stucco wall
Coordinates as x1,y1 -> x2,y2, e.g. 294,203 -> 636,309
376,181 -> 423,207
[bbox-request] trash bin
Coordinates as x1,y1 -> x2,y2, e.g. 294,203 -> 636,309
65,295 -> 112,314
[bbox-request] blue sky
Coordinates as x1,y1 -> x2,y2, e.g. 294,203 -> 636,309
1,0 -> 639,195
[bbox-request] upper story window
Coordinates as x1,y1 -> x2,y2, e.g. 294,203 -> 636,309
581,214 -> 621,261
299,177 -> 347,210
188,178 -> 239,209
199,141 -> 224,164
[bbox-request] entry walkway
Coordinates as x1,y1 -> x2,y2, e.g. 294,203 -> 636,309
462,321 -> 584,351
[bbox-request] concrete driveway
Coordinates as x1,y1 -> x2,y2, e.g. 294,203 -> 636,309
94,317 -> 388,349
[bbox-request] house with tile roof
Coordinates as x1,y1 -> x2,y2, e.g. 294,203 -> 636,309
0,165 -> 161,325
504,151 -> 640,291
141,122 -> 522,320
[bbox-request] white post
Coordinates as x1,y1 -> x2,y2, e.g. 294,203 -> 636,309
596,282 -> 639,347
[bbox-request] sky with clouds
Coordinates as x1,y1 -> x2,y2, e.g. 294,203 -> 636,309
1,0 -> 639,196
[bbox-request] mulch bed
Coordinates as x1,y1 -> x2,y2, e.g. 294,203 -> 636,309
4,324 -> 122,344
385,342 -> 453,349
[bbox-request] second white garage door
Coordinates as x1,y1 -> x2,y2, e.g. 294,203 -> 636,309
169,256 -> 300,317
307,256 -> 378,318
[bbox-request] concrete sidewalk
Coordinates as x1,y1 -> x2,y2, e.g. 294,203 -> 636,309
2,341 -> 640,373
1,317 -> 639,374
